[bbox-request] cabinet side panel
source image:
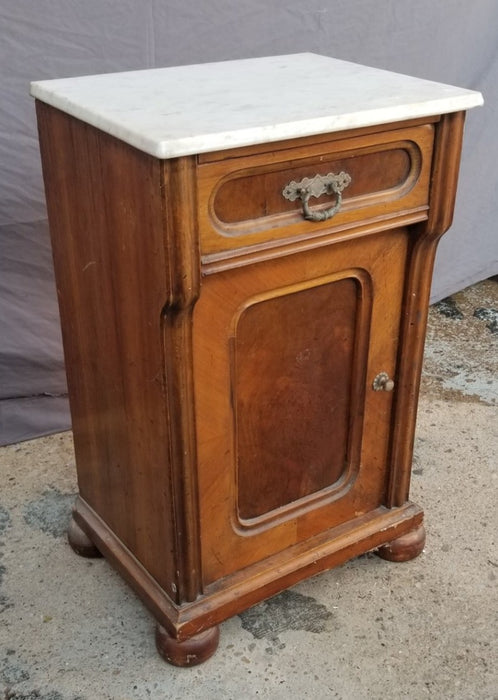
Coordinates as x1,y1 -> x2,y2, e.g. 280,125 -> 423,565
36,102 -> 176,596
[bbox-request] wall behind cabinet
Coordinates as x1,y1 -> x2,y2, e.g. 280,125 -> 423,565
0,0 -> 495,444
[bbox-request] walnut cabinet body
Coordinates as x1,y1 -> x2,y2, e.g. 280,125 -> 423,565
37,100 -> 467,665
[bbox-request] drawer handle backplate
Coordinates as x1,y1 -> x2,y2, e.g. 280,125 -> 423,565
282,171 -> 352,222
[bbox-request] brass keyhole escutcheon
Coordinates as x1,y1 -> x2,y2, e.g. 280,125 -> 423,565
372,372 -> 395,392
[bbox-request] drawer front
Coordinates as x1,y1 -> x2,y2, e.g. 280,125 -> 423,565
197,124 -> 434,258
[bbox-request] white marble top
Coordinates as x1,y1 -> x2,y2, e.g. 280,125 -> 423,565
30,53 -> 483,159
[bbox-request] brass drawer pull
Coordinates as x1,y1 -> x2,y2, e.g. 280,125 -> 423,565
282,171 -> 352,222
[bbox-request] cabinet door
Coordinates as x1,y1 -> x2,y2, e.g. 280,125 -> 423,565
193,229 -> 408,585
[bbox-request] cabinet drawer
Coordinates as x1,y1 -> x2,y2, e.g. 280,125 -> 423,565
197,123 -> 434,258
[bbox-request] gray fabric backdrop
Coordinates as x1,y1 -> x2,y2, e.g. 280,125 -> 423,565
1,1 -> 497,444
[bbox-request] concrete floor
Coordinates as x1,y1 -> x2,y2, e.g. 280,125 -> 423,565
1,279 -> 497,700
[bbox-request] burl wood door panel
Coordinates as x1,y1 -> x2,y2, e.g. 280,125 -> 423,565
193,229 -> 409,584
235,276 -> 361,520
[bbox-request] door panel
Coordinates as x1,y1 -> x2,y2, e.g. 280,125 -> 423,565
234,275 -> 364,521
193,229 -> 408,584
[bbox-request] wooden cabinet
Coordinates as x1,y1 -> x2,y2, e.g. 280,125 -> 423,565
32,55 -> 482,666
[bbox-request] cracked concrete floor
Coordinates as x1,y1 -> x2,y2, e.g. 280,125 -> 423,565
0,279 -> 497,700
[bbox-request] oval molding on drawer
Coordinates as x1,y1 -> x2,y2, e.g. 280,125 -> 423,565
212,143 -> 417,231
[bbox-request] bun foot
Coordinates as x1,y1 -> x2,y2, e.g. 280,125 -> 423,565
376,523 -> 426,562
155,624 -> 220,666
67,516 -> 102,558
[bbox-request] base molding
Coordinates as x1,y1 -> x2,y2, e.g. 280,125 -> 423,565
71,496 -> 423,641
